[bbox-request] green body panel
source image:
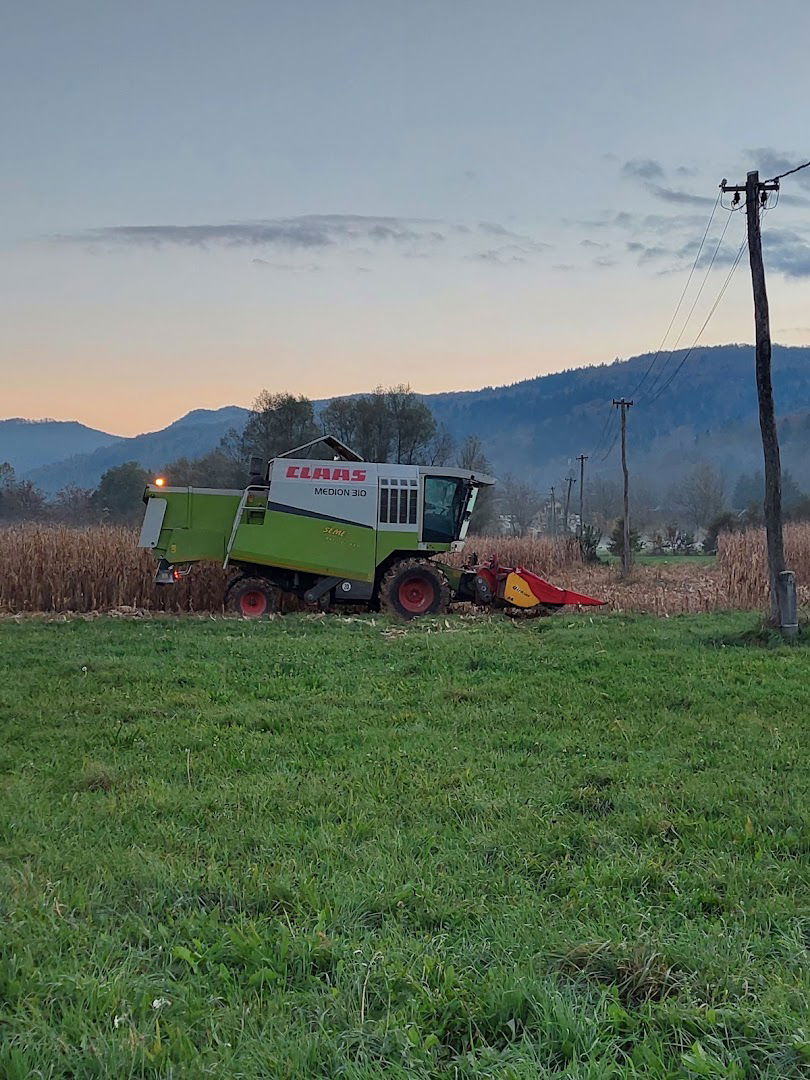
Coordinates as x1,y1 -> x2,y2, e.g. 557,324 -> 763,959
374,530 -> 446,566
142,453 -> 492,597
153,490 -> 242,563
148,489 -> 455,582
230,510 -> 377,581
435,561 -> 465,592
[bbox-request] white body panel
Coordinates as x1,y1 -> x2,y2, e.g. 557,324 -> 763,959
139,497 -> 167,548
269,459 -> 383,527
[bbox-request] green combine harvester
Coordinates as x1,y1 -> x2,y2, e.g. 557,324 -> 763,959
140,435 -> 604,618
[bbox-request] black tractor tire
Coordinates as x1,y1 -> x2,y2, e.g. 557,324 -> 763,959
378,558 -> 450,619
225,576 -> 281,618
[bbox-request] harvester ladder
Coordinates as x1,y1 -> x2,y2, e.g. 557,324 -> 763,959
223,485 -> 268,568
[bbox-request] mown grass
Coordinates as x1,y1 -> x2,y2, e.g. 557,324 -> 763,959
1,613 -> 808,1078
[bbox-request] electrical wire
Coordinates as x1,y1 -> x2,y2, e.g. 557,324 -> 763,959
640,207 -> 734,402
588,407 -> 615,458
599,422 -> 620,463
593,407 -> 620,463
590,193 -> 723,464
764,158 -> 810,183
626,192 -> 721,400
644,231 -> 748,407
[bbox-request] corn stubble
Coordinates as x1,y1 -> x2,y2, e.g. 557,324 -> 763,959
0,524 -> 806,614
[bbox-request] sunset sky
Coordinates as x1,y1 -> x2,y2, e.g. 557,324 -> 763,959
2,1 -> 810,436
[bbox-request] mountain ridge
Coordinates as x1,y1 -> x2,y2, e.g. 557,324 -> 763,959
5,345 -> 810,493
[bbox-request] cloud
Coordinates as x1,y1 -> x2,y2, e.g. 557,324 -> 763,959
622,158 -> 665,180
593,256 -> 617,268
252,258 -> 321,272
477,222 -> 550,254
580,238 -> 606,249
552,263 -> 575,272
465,249 -> 527,265
778,192 -> 810,207
762,227 -> 810,278
643,183 -> 715,207
626,240 -> 670,263
60,213 -> 551,267
625,227 -> 745,271
63,214 -> 441,251
747,148 -> 810,189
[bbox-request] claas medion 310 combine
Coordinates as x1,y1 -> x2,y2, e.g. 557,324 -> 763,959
139,435 -> 604,618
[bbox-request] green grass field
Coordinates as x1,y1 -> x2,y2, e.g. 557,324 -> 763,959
1,613 -> 808,1078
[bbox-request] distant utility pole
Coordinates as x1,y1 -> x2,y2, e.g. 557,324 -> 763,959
577,454 -> 588,541
563,476 -> 575,535
550,486 -> 557,537
721,170 -> 794,633
612,399 -> 634,576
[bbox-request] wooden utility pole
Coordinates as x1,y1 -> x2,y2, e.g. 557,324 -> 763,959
721,171 -> 791,629
563,475 -> 575,534
550,486 -> 557,537
577,454 -> 588,540
613,399 -> 634,576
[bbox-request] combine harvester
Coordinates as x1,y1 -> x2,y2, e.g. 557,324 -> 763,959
139,436 -> 604,618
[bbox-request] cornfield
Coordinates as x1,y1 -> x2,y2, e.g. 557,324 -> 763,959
0,526 -> 230,614
717,523 -> 810,609
443,534 -> 582,575
0,523 -> 805,616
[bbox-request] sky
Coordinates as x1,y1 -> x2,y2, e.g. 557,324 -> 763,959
2,0 -> 810,436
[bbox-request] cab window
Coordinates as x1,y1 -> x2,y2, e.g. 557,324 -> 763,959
422,477 -> 465,542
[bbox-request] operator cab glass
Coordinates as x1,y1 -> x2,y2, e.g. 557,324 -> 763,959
422,476 -> 469,543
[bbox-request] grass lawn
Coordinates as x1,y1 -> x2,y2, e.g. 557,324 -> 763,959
1,613 -> 808,1078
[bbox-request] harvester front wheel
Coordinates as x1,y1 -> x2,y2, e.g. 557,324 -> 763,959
379,559 -> 450,619
226,577 -> 280,619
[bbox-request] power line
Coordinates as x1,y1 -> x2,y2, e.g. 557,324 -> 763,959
644,231 -> 748,407
641,207 -> 734,402
588,405 -> 616,459
599,413 -> 621,462
764,158 -> 810,183
627,192 -> 721,400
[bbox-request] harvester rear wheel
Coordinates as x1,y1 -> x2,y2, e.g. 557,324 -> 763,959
379,558 -> 450,619
226,577 -> 280,618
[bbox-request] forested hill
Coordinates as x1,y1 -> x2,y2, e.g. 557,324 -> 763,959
0,419 -> 121,474
7,344 -> 810,493
423,344 -> 810,487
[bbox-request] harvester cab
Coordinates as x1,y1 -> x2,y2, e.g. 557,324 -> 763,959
140,435 -> 604,618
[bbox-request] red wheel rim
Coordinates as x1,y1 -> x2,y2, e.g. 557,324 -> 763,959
398,575 -> 435,614
240,589 -> 268,617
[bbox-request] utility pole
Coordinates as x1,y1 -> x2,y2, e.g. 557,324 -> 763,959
563,476 -> 575,535
550,486 -> 557,537
721,171 -> 793,632
612,399 -> 634,576
577,454 -> 588,541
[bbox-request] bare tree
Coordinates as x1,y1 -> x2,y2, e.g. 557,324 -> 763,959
457,435 -> 497,532
588,475 -> 623,531
499,474 -> 544,536
672,463 -> 726,531
384,384 -> 437,464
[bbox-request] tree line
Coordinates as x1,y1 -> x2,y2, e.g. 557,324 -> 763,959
4,387 -> 810,546
0,385 -> 498,529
